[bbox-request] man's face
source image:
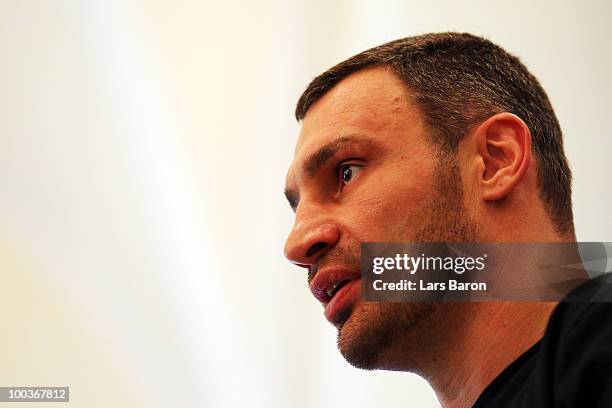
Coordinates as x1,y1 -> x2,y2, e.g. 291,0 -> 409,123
284,67 -> 478,369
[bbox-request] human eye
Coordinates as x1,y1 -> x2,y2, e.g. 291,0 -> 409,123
338,162 -> 364,188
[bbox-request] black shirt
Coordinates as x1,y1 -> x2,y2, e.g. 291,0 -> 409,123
472,275 -> 612,407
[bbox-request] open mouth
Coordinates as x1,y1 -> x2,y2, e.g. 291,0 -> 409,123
326,279 -> 352,300
309,267 -> 361,311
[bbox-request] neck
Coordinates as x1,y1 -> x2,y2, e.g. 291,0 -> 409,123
426,243 -> 587,406
375,301 -> 557,407
428,302 -> 557,408
375,235 -> 585,406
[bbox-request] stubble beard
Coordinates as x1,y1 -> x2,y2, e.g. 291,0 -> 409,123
337,155 -> 480,370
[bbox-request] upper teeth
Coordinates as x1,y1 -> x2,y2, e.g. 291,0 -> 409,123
327,281 -> 342,298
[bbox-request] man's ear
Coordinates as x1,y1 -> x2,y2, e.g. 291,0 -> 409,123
476,113 -> 532,201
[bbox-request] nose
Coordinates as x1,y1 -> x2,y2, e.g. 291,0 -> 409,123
284,216 -> 340,268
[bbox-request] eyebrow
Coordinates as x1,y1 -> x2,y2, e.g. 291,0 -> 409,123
284,135 -> 379,211
302,136 -> 354,178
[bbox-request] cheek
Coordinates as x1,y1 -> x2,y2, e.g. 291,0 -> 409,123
342,168 -> 435,240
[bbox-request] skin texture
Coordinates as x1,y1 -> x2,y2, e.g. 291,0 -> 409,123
284,66 -> 571,408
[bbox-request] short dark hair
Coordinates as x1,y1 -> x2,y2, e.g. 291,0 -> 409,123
295,32 -> 574,237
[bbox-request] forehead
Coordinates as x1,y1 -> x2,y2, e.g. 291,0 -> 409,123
288,67 -> 423,179
297,66 -> 413,152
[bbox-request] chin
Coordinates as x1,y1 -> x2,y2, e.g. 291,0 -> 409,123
336,301 -> 435,370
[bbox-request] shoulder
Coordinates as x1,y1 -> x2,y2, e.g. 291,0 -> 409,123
541,274 -> 612,407
547,273 -> 612,345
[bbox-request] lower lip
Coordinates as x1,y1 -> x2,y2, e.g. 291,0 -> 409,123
324,279 -> 361,324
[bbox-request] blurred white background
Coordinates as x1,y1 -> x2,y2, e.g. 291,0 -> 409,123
1,1 -> 610,407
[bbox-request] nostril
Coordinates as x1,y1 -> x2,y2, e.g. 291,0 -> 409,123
305,242 -> 327,258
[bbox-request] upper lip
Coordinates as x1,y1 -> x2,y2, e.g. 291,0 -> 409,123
309,266 -> 361,305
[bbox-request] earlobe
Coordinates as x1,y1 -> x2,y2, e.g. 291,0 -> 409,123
476,113 -> 532,201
